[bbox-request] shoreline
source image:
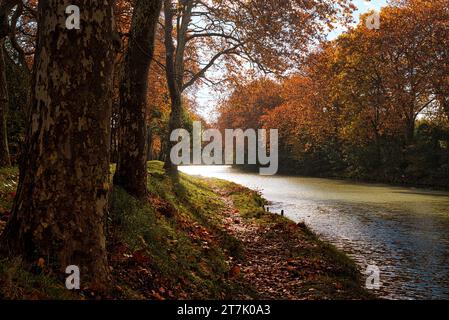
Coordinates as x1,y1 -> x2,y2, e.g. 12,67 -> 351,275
213,182 -> 374,299
214,164 -> 449,192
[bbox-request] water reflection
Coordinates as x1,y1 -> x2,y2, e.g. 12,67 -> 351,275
179,165 -> 449,299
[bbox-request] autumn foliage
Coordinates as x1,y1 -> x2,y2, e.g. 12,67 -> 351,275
219,0 -> 449,186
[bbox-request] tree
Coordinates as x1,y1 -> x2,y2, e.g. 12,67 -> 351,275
0,1 -> 118,288
218,78 -> 283,131
0,0 -> 37,167
114,0 -> 163,199
0,38 -> 10,167
162,0 -> 354,173
364,3 -> 446,143
0,0 -> 22,167
146,33 -> 172,161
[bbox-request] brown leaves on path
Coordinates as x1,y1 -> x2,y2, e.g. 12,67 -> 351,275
213,185 -> 368,300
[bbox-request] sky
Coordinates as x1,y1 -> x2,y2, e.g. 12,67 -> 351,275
194,0 -> 389,120
328,0 -> 388,39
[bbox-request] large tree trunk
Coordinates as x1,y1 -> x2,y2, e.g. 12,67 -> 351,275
0,39 -> 10,167
0,1 -> 117,288
114,0 -> 162,199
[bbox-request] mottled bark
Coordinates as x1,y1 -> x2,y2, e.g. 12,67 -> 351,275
162,0 -> 189,173
114,0 -> 162,199
0,39 -> 10,167
0,1 -> 117,288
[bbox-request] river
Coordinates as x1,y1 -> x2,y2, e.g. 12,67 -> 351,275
179,165 -> 449,300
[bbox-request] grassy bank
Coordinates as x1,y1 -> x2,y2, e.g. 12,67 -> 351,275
0,162 -> 371,299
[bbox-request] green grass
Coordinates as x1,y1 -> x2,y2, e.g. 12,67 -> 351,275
110,161 -> 248,299
0,162 -> 249,299
212,179 -> 267,219
0,258 -> 78,300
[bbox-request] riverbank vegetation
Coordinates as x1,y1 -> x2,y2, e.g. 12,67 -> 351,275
218,0 -> 449,189
0,162 -> 370,299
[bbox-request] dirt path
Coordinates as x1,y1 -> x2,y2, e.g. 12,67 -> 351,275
214,186 -> 314,299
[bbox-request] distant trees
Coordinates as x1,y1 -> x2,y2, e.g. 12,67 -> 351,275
0,1 -> 118,287
359,2 -> 444,144
217,78 -> 283,131
219,0 -> 449,187
114,0 -> 163,199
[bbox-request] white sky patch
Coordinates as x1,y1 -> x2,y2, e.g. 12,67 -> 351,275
328,0 -> 388,39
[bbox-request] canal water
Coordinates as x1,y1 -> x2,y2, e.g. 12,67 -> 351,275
180,165 -> 449,299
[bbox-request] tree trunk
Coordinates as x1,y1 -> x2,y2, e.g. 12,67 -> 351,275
114,0 -> 162,199
147,125 -> 153,161
163,95 -> 182,173
405,115 -> 416,144
0,1 -> 117,288
440,96 -> 449,122
110,100 -> 119,163
0,39 -> 10,167
162,0 -> 185,174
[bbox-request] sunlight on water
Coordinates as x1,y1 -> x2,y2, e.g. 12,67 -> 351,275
179,165 -> 449,299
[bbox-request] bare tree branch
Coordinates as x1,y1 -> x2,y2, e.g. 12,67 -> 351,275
182,44 -> 240,91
